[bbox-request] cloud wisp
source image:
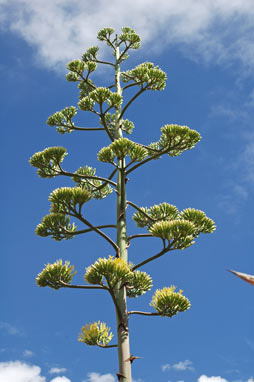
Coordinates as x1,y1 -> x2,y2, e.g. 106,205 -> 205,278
198,376 -> 254,382
162,359 -> 194,372
1,0 -> 254,73
0,321 -> 21,336
49,368 -> 68,375
23,350 -> 34,358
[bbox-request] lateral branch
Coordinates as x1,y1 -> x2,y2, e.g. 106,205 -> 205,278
131,247 -> 173,271
128,311 -> 160,316
59,280 -> 107,290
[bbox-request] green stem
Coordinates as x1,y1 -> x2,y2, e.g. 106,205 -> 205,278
95,168 -> 118,193
126,200 -> 155,222
128,233 -> 153,241
131,247 -> 172,271
75,213 -> 119,254
126,139 -> 186,175
114,43 -> 132,382
97,343 -> 118,348
55,123 -> 105,131
107,282 -> 122,321
128,311 -> 160,316
119,86 -> 147,120
59,281 -> 107,290
126,150 -> 166,175
94,59 -> 115,67
100,105 -> 115,141
62,224 -> 116,236
59,169 -> 117,188
122,82 -> 144,91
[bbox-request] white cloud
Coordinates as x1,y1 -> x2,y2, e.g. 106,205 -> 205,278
0,361 -> 45,382
162,360 -> 194,372
49,368 -> 67,375
1,0 -> 254,73
50,377 -> 71,382
85,372 -> 115,382
0,322 -> 21,335
173,360 -> 194,371
162,364 -> 171,371
198,375 -> 228,382
0,361 -> 72,382
23,350 -> 34,358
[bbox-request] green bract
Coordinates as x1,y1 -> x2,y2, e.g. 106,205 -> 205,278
102,113 -> 135,135
158,124 -> 201,157
97,27 -> 115,43
66,59 -> 86,75
78,96 -> 95,111
150,286 -> 191,317
35,213 -> 77,241
150,203 -> 179,221
49,187 -> 92,214
82,46 -> 99,62
66,72 -> 80,82
78,88 -> 122,111
132,203 -> 179,228
97,147 -> 115,164
121,119 -> 134,134
47,107 -> 78,134
180,208 -> 216,234
66,60 -> 97,83
126,270 -> 153,298
79,321 -> 113,346
119,27 -> 141,50
90,87 -> 111,103
85,257 -> 153,298
133,203 -> 215,249
29,147 -> 67,178
72,166 -> 112,199
147,142 -> 162,159
121,62 -> 167,91
36,260 -> 76,289
85,256 -> 132,287
78,79 -> 95,99
98,138 -> 148,163
149,220 -> 196,249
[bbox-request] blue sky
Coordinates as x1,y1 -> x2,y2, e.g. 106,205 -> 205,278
1,1 -> 254,382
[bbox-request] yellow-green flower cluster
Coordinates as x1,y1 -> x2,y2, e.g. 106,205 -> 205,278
49,187 -> 92,215
72,165 -> 112,199
85,256 -> 131,287
36,260 -> 76,289
98,137 -> 148,163
47,106 -> 78,134
84,256 -> 153,297
79,321 -> 113,346
133,202 -> 216,250
29,147 -> 67,178
121,62 -> 166,91
35,213 -> 77,241
149,220 -> 196,249
150,286 -> 191,317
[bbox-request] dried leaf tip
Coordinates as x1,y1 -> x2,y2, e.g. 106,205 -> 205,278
227,269 -> 254,285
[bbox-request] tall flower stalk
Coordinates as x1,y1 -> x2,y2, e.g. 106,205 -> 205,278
30,27 -> 216,382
